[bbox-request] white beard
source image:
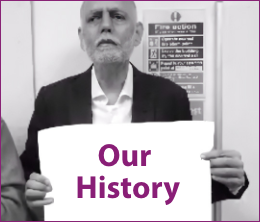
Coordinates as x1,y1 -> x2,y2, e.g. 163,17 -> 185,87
85,34 -> 135,64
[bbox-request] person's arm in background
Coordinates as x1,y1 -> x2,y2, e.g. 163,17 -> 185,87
1,118 -> 31,221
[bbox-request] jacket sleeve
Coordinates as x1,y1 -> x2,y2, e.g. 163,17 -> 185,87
20,87 -> 48,181
175,88 -> 192,121
212,173 -> 249,203
1,118 -> 31,221
19,88 -> 48,221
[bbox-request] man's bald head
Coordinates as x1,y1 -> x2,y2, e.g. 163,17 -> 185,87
80,1 -> 136,10
80,1 -> 137,24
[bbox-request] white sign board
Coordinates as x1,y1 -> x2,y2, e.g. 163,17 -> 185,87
39,122 -> 213,221
143,9 -> 205,98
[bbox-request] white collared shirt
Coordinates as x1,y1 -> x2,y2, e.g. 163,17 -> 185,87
91,64 -> 133,124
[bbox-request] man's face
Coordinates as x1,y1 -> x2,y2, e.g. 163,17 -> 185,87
79,1 -> 143,64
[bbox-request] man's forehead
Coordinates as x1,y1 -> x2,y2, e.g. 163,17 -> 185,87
81,1 -> 136,15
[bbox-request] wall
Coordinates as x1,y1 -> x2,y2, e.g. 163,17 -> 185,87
222,1 -> 259,221
1,1 -> 34,154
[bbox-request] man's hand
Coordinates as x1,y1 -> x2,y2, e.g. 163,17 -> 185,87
201,150 -> 245,192
25,173 -> 54,208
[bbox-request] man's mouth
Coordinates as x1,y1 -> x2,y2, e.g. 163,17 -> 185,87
98,39 -> 117,46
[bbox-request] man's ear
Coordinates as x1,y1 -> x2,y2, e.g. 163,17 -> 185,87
78,27 -> 86,51
134,22 -> 144,47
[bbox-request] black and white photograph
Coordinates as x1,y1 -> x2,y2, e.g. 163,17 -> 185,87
1,1 -> 259,221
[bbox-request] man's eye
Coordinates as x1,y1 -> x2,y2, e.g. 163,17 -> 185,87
113,14 -> 124,20
88,16 -> 100,22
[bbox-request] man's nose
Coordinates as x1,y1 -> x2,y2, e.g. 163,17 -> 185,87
101,12 -> 113,33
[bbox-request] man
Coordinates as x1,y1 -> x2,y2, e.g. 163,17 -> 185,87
1,118 -> 31,221
20,0 -> 249,217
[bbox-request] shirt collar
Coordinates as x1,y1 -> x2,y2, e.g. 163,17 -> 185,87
91,64 -> 133,101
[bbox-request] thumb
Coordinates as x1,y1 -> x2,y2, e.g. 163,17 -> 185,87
201,150 -> 221,160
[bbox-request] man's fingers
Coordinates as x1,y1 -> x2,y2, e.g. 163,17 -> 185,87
212,176 -> 244,189
26,180 -> 51,192
30,173 -> 51,187
211,168 -> 244,178
201,150 -> 241,160
25,189 -> 47,200
28,198 -> 54,208
220,150 -> 241,159
210,158 -> 244,168
26,180 -> 46,191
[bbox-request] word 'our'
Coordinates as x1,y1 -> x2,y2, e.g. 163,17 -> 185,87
98,144 -> 151,166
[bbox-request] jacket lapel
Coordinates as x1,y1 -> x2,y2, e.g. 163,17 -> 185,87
131,65 -> 155,123
69,65 -> 93,124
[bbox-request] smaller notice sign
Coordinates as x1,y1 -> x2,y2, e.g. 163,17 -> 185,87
149,23 -> 203,36
160,48 -> 203,59
190,100 -> 204,120
149,37 -> 160,47
160,36 -> 203,47
148,60 -> 159,72
160,73 -> 203,83
149,49 -> 159,59
160,60 -> 203,72
179,83 -> 203,94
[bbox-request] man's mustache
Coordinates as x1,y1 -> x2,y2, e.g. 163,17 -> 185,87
96,38 -> 120,46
